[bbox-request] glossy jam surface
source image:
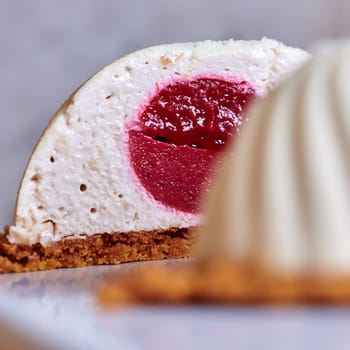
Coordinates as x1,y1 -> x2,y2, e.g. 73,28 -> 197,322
128,77 -> 255,213
139,78 -> 255,150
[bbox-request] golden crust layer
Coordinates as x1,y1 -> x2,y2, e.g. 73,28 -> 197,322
98,260 -> 350,305
0,227 -> 196,273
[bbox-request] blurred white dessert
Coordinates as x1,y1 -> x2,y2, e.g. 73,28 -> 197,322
199,40 -> 350,277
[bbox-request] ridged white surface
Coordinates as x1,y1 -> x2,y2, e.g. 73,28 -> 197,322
9,39 -> 308,246
199,42 -> 350,274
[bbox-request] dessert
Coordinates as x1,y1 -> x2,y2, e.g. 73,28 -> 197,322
196,40 -> 350,302
0,39 -> 308,273
99,40 -> 350,305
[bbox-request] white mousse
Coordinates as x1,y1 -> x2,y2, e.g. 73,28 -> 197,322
199,41 -> 350,275
10,39 -> 308,246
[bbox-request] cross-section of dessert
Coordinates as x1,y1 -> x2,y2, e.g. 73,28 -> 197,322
0,39 -> 308,273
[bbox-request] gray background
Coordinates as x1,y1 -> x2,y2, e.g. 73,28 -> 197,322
0,0 -> 349,228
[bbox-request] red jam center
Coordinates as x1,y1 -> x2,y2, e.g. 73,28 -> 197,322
128,77 -> 255,213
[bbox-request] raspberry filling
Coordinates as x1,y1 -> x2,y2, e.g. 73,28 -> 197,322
128,77 -> 255,213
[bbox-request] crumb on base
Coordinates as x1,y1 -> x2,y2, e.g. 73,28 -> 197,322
0,227 -> 196,273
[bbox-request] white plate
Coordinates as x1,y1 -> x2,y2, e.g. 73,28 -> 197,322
1,260 -> 350,350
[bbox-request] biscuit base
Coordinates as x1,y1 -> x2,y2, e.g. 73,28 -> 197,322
0,227 -> 196,273
98,260 -> 350,305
